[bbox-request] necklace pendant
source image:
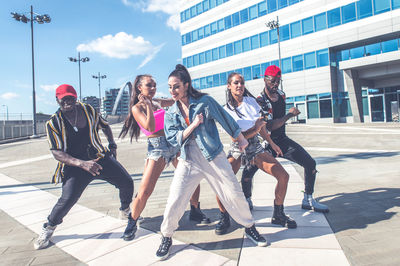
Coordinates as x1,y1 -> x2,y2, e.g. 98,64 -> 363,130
73,126 -> 78,132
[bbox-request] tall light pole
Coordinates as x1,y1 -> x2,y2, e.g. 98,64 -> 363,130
11,6 -> 51,137
2,105 -> 8,120
68,52 -> 90,101
266,16 -> 283,91
92,72 -> 107,113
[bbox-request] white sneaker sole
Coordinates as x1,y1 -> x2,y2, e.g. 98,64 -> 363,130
245,233 -> 268,247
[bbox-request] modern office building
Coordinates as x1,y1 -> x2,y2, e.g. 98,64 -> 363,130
180,0 -> 400,123
102,88 -> 129,116
82,96 -> 100,112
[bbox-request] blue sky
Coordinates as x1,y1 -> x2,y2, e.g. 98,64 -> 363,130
0,0 -> 181,117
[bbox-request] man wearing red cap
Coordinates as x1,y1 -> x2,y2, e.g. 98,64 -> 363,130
241,65 -> 329,217
34,84 -> 134,250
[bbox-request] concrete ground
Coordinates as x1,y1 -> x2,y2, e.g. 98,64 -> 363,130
0,122 -> 399,265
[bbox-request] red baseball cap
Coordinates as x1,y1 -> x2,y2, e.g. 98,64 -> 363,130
56,84 -> 77,99
264,65 -> 281,78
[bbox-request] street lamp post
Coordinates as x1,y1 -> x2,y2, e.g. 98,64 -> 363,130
2,105 -> 9,120
266,16 -> 283,91
68,52 -> 90,101
92,72 -> 107,113
11,6 -> 51,137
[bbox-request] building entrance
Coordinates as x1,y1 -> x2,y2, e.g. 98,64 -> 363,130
369,95 -> 384,122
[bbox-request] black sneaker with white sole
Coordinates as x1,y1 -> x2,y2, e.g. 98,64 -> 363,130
156,236 -> 172,260
123,215 -> 137,241
245,225 -> 267,247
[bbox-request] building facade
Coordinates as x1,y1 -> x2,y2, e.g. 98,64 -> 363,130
102,88 -> 129,116
180,0 -> 400,123
82,96 -> 100,112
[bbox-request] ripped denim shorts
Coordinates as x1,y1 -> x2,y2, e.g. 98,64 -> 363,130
147,136 -> 179,164
227,135 -> 265,166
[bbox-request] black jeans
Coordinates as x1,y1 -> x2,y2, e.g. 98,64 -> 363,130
241,136 -> 316,198
47,154 -> 133,226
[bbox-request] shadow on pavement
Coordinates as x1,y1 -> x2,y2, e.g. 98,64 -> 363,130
318,188 -> 400,233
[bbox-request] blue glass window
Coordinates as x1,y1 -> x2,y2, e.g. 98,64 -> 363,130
357,0 -> 373,19
373,0 -> 390,14
187,56 -> 193,68
196,3 -> 203,14
282,57 -> 292,73
340,50 -> 350,61
193,54 -> 199,66
393,0 -> 400,9
252,65 -> 261,79
268,0 -> 278,13
244,67 -> 252,81
192,30 -> 198,42
278,0 -> 288,9
327,8 -> 341,28
240,9 -> 249,24
220,72 -> 227,85
190,6 -> 196,18
181,35 -> 186,46
199,52 -> 205,64
304,52 -> 316,69
225,16 -> 232,30
350,47 -> 364,59
213,74 -> 220,87
226,43 -> 234,57
302,17 -> 314,35
317,49 -> 329,67
217,0 -> 223,5
219,46 -> 226,59
260,32 -> 269,47
271,60 -> 280,67
234,40 -> 242,55
242,38 -> 250,52
211,22 -> 217,35
261,62 -> 270,74
204,25 -> 211,37
217,19 -> 225,32
365,43 -> 381,56
198,28 -> 204,39
290,21 -> 301,38
249,5 -> 258,20
205,50 -> 212,63
206,76 -> 213,88
382,39 -> 399,52
270,29 -> 278,44
292,55 -> 304,71
203,0 -> 209,12
258,2 -> 267,16
183,58 -> 187,67
200,77 -> 206,89
235,68 -> 243,75
193,79 -> 200,90
185,33 -> 191,44
210,0 -> 216,9
185,9 -> 190,20
180,12 -> 184,23
341,3 -> 356,24
280,25 -> 290,41
314,12 -> 327,32
289,0 -> 299,4
212,48 -> 219,61
250,35 -> 259,50
232,12 -> 240,26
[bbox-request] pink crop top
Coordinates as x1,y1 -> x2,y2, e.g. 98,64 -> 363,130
138,109 -> 165,136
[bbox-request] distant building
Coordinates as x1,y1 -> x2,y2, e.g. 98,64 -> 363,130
102,88 -> 130,116
82,96 -> 100,112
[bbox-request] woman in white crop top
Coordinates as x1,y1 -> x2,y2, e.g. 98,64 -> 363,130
119,75 -> 209,241
215,72 -> 297,232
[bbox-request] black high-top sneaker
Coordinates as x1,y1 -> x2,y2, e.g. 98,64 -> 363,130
245,225 -> 267,247
189,202 -> 211,224
215,211 -> 231,235
271,203 -> 297,228
123,214 -> 137,241
156,236 -> 172,260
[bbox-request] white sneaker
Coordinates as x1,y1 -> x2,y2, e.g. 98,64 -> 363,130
119,207 -> 130,220
34,224 -> 56,250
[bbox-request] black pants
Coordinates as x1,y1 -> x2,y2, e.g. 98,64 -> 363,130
241,136 -> 316,198
47,154 -> 133,226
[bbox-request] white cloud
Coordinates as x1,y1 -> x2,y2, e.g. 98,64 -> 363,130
77,32 -> 163,68
155,91 -> 169,98
40,84 -> 58,92
122,0 -> 181,31
1,92 -> 19,100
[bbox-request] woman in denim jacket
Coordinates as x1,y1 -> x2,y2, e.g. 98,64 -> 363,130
119,75 -> 209,242
155,65 -> 267,260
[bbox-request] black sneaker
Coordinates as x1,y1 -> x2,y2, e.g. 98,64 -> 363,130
156,236 -> 172,260
215,211 -> 230,235
272,204 -> 297,229
245,225 -> 267,247
189,203 -> 211,224
123,215 -> 137,241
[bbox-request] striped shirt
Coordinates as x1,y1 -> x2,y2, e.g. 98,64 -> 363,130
45,102 -> 109,183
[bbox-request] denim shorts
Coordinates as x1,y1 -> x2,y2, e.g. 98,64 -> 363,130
227,135 -> 265,166
147,136 -> 179,164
